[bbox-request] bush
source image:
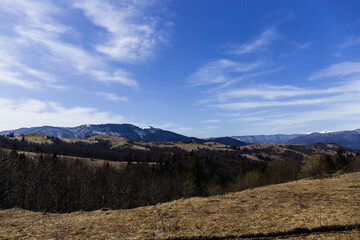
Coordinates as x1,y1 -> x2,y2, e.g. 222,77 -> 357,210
301,154 -> 329,178
335,148 -> 348,171
348,153 -> 360,172
265,158 -> 300,184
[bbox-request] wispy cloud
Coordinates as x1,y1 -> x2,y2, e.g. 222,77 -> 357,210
200,119 -> 220,124
309,62 -> 360,80
246,102 -> 360,128
72,0 -> 168,63
292,41 -> 314,50
0,97 -> 126,130
0,67 -> 39,89
15,26 -> 139,89
188,59 -> 262,86
89,70 -> 138,89
94,92 -> 128,102
0,40 -> 63,89
227,28 -> 278,55
339,36 -> 360,48
216,80 -> 360,101
196,58 -> 360,132
214,94 -> 351,111
0,0 -> 169,90
0,0 -> 67,33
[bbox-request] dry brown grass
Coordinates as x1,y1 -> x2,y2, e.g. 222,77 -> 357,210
13,134 -> 53,144
1,147 -> 152,171
1,172 -> 359,239
16,134 -> 340,163
21,133 -> 234,152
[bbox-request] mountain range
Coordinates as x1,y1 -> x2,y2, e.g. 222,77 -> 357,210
0,124 -> 248,147
1,124 -> 360,150
233,130 -> 360,150
0,124 -> 195,141
288,129 -> 360,150
231,134 -> 306,144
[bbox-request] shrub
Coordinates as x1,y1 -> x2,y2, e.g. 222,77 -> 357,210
301,154 -> 329,178
265,158 -> 300,184
335,148 -> 348,171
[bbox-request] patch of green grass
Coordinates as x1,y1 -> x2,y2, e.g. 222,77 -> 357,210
74,228 -> 83,235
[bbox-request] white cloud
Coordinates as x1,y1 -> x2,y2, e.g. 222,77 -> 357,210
15,27 -> 138,88
89,70 -> 138,89
94,92 -> 128,102
200,119 -> 220,124
0,38 -> 63,89
0,98 -> 125,130
197,59 -> 360,132
0,66 -> 39,89
214,94 -> 349,111
216,80 -> 360,101
0,0 -> 153,90
203,126 -> 218,130
0,0 -> 67,34
248,102 -> 360,127
227,28 -> 278,55
292,41 -> 314,50
339,37 -> 360,48
188,59 -> 262,86
72,0 -> 168,63
309,62 -> 360,80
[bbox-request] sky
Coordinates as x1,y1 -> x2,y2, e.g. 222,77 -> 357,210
0,0 -> 360,138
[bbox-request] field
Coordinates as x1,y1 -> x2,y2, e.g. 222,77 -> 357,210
1,172 -> 359,239
13,134 -> 53,144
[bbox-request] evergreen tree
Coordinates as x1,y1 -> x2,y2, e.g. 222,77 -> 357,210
324,154 -> 335,173
188,155 -> 206,196
335,148 -> 348,171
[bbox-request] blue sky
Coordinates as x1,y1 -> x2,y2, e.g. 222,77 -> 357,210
0,0 -> 360,137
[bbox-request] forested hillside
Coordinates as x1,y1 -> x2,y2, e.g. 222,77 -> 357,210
1,134 -> 359,213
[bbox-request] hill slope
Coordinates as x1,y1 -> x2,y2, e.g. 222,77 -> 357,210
1,172 -> 359,239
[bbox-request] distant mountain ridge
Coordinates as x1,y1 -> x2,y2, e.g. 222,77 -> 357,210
288,129 -> 360,150
206,137 -> 248,147
0,124 -> 198,142
1,124 -> 360,149
233,130 -> 360,150
232,134 -> 305,144
0,124 -> 249,146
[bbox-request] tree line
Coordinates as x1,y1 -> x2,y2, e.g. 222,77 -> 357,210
1,134 -> 359,213
0,147 -> 262,212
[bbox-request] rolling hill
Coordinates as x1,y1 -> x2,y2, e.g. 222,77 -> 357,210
1,172 -> 359,239
2,124 -> 360,149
